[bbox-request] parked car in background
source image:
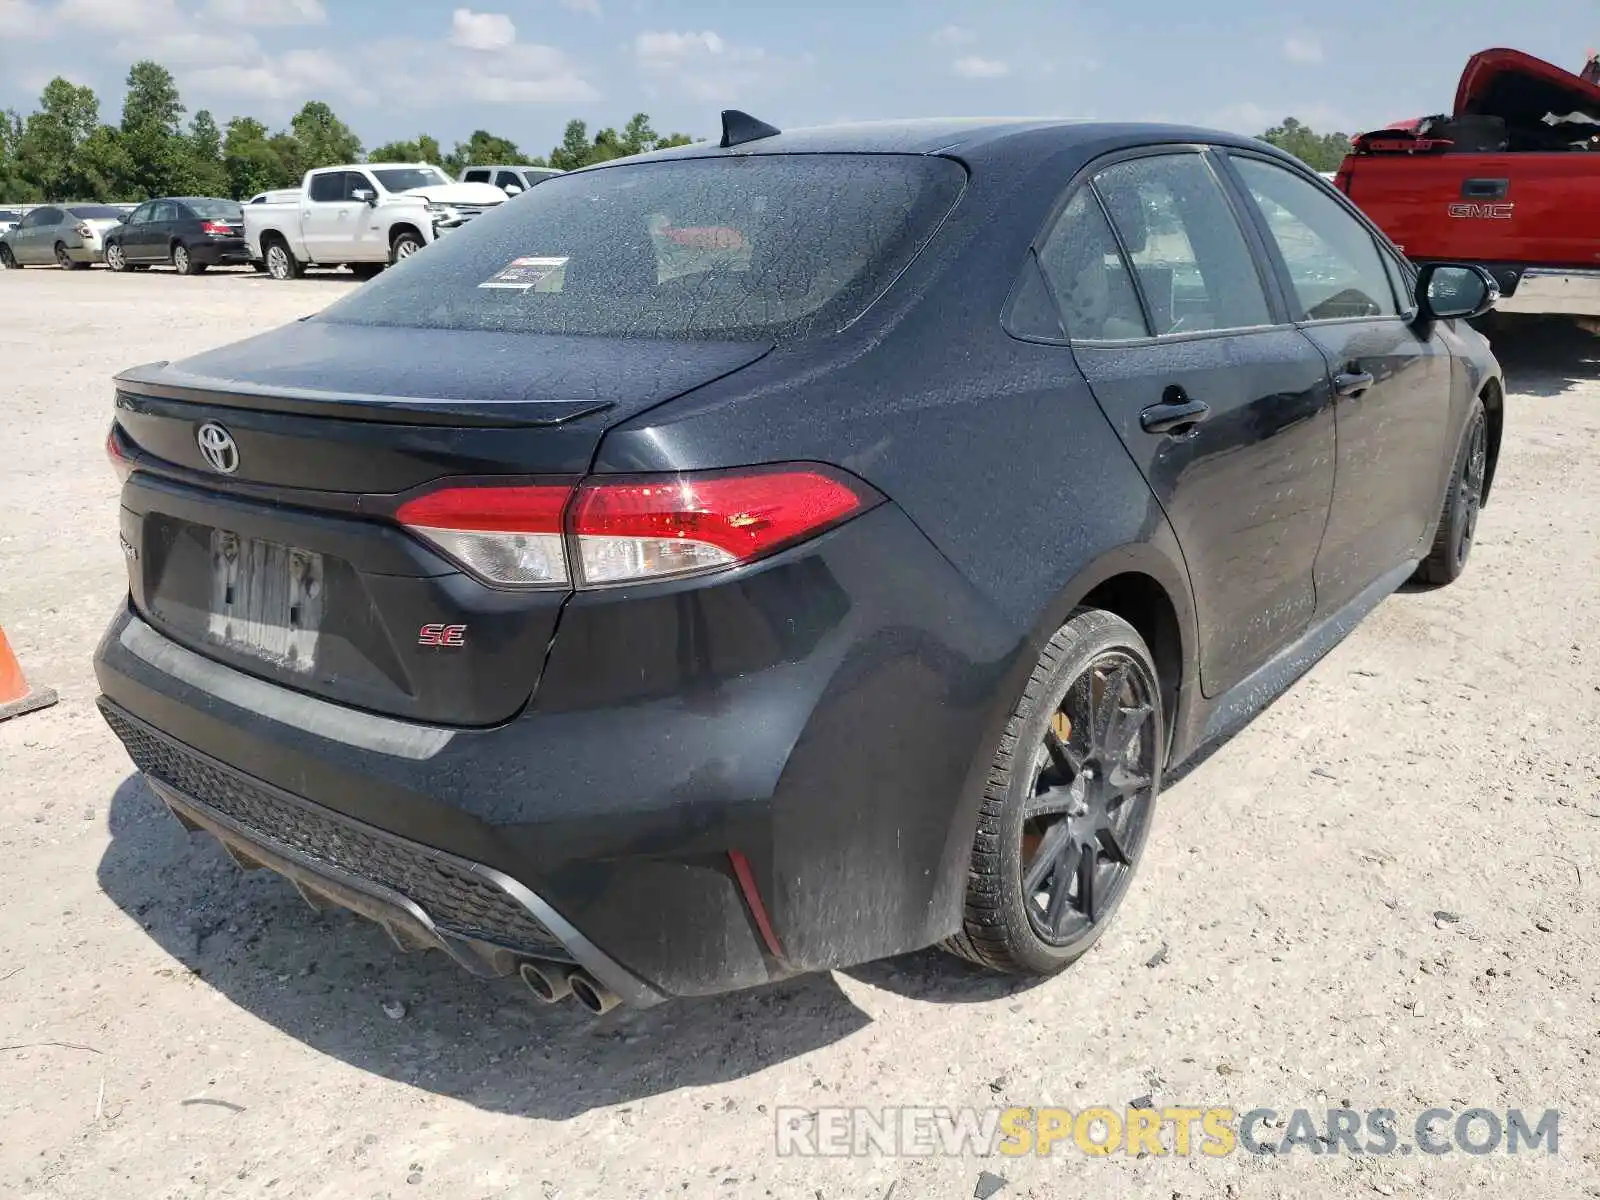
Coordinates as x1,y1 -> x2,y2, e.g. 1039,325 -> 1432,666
98,115 -> 1504,1009
1,208 -> 24,233
458,164 -> 564,195
0,203 -> 125,269
243,163 -> 508,281
105,197 -> 250,275
1338,47 -> 1600,331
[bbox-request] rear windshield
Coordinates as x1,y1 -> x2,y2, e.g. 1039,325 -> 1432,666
317,154 -> 966,341
373,167 -> 451,193
187,199 -> 243,220
68,205 -> 126,219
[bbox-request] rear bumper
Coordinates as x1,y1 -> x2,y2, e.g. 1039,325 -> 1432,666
189,238 -> 254,265
1488,267 -> 1600,316
65,242 -> 104,263
94,502 -> 1020,1000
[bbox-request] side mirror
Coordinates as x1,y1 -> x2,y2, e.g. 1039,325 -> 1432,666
1415,263 -> 1499,322
351,188 -> 377,206
503,183 -> 523,195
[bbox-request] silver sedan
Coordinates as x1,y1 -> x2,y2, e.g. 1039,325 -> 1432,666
0,203 -> 128,269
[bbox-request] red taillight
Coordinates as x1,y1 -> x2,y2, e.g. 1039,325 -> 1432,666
201,221 -> 233,236
395,484 -> 570,587
106,423 -> 133,485
569,469 -> 866,585
393,467 -> 872,589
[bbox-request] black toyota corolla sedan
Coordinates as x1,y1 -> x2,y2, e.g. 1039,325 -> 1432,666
96,114 -> 1503,1011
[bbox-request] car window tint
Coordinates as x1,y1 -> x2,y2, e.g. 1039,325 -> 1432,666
1035,188 -> 1148,340
1232,156 -> 1399,321
308,172 -> 343,202
464,169 -> 490,183
495,171 -> 521,190
344,172 -> 376,200
1092,154 -> 1271,335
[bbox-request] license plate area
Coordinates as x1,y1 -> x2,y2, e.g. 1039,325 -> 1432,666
207,530 -> 324,672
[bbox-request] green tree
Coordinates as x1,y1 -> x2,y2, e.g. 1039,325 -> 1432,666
185,109 -> 228,196
547,119 -> 592,171
1259,117 -> 1352,172
14,78 -> 102,199
1,108 -> 40,201
120,60 -> 187,198
546,114 -> 697,171
77,125 -> 132,200
369,133 -> 445,165
223,116 -> 288,199
289,101 -> 362,169
443,129 -> 530,173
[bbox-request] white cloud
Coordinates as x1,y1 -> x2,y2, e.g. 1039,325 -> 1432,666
634,28 -> 777,101
201,0 -> 325,25
1283,34 -> 1324,64
116,28 -> 262,67
560,0 -> 600,13
932,24 -> 975,46
0,0 -> 52,37
450,8 -> 517,51
187,47 -> 361,104
55,0 -> 180,35
953,55 -> 1009,79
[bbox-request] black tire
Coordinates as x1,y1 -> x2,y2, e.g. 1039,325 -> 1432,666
55,242 -> 88,270
389,229 -> 424,263
172,242 -> 207,276
262,238 -> 303,281
104,240 -> 128,272
0,244 -> 18,269
945,608 -> 1164,976
1413,397 -> 1488,586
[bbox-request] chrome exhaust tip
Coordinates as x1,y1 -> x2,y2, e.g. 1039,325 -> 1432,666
518,959 -> 574,1004
568,968 -> 621,1016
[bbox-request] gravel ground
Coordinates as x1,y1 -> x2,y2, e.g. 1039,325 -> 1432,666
1,268 -> 1597,1200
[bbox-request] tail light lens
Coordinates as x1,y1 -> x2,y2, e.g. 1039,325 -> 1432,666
76,223 -> 94,238
201,221 -> 233,236
106,423 -> 133,485
394,466 -> 874,589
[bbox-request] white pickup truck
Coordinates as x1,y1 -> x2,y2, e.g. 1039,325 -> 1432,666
242,163 -> 508,280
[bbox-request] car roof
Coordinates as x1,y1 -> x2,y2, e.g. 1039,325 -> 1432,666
615,117 -> 1273,165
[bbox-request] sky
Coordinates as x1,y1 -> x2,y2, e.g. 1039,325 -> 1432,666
2,0 -> 1599,159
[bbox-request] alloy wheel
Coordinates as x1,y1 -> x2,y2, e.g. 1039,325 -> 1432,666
394,238 -> 420,260
55,244 -> 73,269
1456,414 -> 1487,568
267,245 -> 290,280
173,245 -> 189,274
106,242 -> 125,271
1020,650 -> 1158,946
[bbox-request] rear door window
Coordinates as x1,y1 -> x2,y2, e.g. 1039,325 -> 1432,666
463,169 -> 491,183
1230,156 -> 1401,321
1091,153 -> 1273,335
1035,188 -> 1149,339
317,154 -> 968,341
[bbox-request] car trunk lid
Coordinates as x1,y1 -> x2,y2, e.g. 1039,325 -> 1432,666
112,320 -> 772,726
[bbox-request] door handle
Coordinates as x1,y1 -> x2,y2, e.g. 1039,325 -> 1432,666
1140,388 -> 1212,436
1334,371 -> 1375,398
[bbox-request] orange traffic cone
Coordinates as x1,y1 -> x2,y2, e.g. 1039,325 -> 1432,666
0,626 -> 58,722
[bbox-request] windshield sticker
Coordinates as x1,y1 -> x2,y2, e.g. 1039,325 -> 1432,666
479,256 -> 569,291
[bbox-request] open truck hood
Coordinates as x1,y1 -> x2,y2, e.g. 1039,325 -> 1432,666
1454,47 -> 1600,123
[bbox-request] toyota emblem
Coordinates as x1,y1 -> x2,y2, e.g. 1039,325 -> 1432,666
196,422 -> 239,474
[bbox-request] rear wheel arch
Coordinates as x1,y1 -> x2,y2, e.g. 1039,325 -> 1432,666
1480,377 -> 1504,505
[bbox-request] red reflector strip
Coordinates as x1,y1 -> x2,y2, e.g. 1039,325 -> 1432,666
395,484 -> 571,533
728,850 -> 784,960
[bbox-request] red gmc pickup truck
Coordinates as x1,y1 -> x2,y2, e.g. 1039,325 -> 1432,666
1338,47 -> 1600,330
